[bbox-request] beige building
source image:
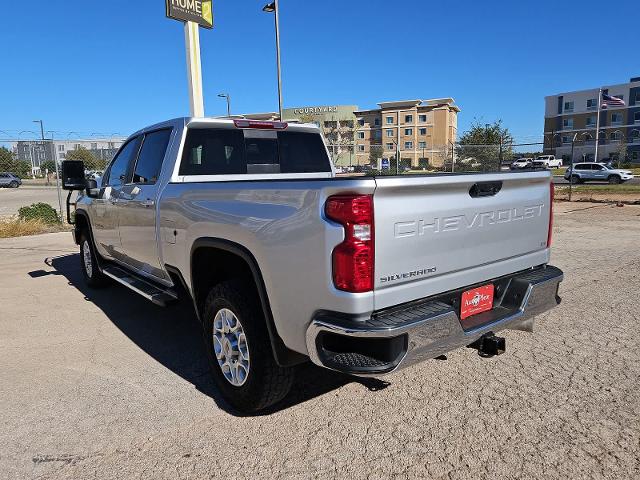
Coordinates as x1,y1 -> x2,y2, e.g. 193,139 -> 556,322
244,98 -> 460,168
354,99 -> 460,168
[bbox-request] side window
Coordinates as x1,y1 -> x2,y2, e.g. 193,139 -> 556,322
179,128 -> 245,176
133,129 -> 172,184
103,136 -> 142,187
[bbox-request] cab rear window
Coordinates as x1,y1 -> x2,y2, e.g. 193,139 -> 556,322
179,128 -> 331,176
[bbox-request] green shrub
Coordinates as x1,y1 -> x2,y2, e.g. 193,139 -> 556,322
18,203 -> 60,224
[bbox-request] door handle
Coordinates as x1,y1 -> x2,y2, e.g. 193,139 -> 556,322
141,199 -> 155,208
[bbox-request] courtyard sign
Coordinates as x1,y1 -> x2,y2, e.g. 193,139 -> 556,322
293,106 -> 339,115
166,0 -> 213,29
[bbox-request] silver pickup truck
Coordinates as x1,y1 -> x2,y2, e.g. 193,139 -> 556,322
61,117 -> 563,412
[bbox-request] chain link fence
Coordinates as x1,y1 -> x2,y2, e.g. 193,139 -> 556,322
327,141 -> 551,174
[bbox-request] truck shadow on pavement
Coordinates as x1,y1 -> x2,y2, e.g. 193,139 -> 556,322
39,253 -> 390,417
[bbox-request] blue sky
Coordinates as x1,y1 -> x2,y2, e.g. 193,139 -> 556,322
1,0 -> 637,142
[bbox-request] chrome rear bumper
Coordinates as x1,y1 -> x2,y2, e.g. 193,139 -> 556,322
306,265 -> 563,376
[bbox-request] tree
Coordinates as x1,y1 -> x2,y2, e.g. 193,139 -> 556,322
0,147 -> 32,178
456,120 -> 514,171
369,145 -> 383,166
66,146 -> 105,170
40,160 -> 56,174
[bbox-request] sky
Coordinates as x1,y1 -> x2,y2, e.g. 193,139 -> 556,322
1,0 -> 637,143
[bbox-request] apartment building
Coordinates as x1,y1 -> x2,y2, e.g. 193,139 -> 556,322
544,77 -> 640,163
11,138 -> 126,170
354,98 -> 460,168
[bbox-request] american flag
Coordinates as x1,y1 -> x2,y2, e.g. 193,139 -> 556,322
601,93 -> 626,108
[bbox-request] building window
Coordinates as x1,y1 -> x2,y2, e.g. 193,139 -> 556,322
564,101 -> 574,112
633,151 -> 639,161
74,144 -> 80,150
357,131 -> 365,139
634,112 -> 640,124
57,144 -> 64,152
586,98 -> 597,110
374,118 -> 380,126
562,135 -> 571,144
91,143 -> 97,150
611,113 -> 623,125
404,114 -> 413,123
357,118 -> 364,127
386,129 -> 394,137
386,142 -> 394,150
418,141 -> 427,149
609,131 -> 622,141
357,145 -> 365,152
374,130 -> 382,139
419,114 -> 427,122
419,128 -> 427,135
404,141 -> 413,149
586,115 -> 596,127
404,128 -> 413,135
386,116 -> 394,124
562,118 -> 573,129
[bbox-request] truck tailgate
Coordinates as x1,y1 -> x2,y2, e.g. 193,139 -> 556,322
373,171 -> 552,310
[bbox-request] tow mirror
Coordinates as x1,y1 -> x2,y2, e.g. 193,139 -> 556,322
61,160 -> 87,190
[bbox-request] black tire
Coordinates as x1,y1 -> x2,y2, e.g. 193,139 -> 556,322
203,279 -> 294,412
9,181 -> 19,188
570,175 -> 581,184
608,175 -> 621,185
79,232 -> 108,288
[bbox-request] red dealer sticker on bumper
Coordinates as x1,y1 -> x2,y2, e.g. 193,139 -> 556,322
460,284 -> 495,320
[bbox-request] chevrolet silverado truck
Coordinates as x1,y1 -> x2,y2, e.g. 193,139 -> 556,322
60,117 -> 563,412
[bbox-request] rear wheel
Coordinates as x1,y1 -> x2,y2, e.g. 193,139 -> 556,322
9,181 -> 19,188
79,232 -> 108,288
570,174 -> 581,184
203,279 -> 294,412
608,175 -> 621,185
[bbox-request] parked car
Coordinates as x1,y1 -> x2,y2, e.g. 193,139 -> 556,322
0,172 -> 22,188
62,117 -> 563,412
536,155 -> 563,168
510,158 -> 533,169
85,170 -> 103,180
564,163 -> 633,184
531,161 -> 548,169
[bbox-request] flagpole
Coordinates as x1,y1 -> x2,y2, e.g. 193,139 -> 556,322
594,87 -> 602,162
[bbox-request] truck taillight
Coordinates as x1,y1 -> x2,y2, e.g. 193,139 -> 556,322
547,182 -> 554,247
325,194 -> 374,293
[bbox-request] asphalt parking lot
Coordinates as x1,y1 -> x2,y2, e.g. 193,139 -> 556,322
1,202 -> 639,479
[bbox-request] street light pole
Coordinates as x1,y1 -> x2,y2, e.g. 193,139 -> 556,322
569,132 -> 578,202
217,93 -> 231,117
263,1 -> 283,120
34,119 -> 64,222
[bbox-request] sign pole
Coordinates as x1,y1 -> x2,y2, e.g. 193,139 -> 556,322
184,21 -> 204,117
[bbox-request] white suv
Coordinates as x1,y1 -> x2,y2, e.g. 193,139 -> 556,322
536,155 -> 563,168
564,163 -> 634,184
